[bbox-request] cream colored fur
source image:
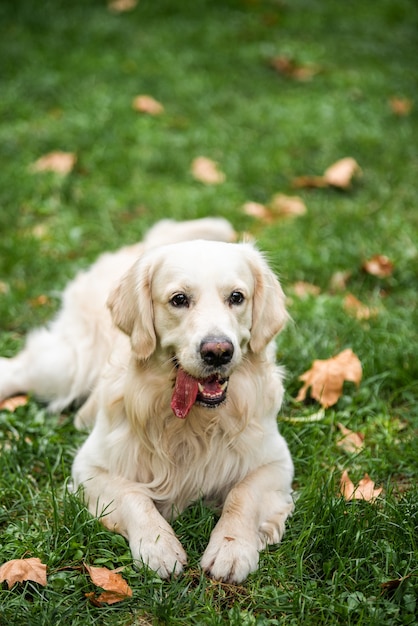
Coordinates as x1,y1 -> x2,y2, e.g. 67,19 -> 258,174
0,218 -> 294,583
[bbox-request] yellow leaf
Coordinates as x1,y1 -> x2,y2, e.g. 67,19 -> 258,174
0,395 -> 29,412
0,557 -> 47,589
30,151 -> 76,175
339,470 -> 382,502
296,348 -> 362,408
336,423 -> 365,453
132,95 -> 164,115
191,157 -> 225,185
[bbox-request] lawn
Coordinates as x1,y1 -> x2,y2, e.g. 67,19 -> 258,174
0,0 -> 417,624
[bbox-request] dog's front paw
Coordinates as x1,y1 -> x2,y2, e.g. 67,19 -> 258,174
130,529 -> 187,579
201,533 -> 260,584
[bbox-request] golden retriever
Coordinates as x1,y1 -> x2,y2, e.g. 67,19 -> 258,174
0,218 -> 294,583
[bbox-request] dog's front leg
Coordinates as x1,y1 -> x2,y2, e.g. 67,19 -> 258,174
201,461 -> 294,583
72,462 -> 187,578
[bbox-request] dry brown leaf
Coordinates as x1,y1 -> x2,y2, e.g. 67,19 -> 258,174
108,0 -> 137,12
329,270 -> 352,292
291,281 -> 321,298
363,254 -> 394,278
132,95 -> 164,115
241,201 -> 272,222
0,395 -> 29,412
191,157 -> 225,185
323,157 -> 361,189
296,348 -> 362,408
336,423 -> 365,453
270,56 -> 319,81
30,151 -> 76,175
343,293 -> 378,320
0,557 -> 47,589
292,175 -> 328,189
293,157 -> 361,190
339,470 -> 382,502
84,564 -> 132,605
389,97 -> 413,116
269,193 -> 307,217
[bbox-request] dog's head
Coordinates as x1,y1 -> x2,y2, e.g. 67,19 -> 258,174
108,240 -> 288,418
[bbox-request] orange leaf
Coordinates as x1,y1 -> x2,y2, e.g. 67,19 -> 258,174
339,470 -> 382,502
329,270 -> 352,292
84,564 -> 132,605
270,56 -> 319,81
269,193 -> 307,217
292,175 -> 328,189
292,157 -> 361,190
343,294 -> 378,320
0,557 -> 47,589
323,157 -> 361,189
108,0 -> 137,11
132,94 -> 164,115
241,201 -> 273,222
336,423 -> 364,453
363,254 -> 394,278
30,151 -> 76,175
389,97 -> 413,116
0,395 -> 29,412
191,157 -> 225,185
291,281 -> 321,298
296,348 -> 362,408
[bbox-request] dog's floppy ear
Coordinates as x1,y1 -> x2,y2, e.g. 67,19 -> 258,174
107,257 -> 156,360
248,247 -> 289,354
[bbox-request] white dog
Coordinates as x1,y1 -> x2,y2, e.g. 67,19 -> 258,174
0,218 -> 294,583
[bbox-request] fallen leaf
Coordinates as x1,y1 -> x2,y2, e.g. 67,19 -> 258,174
241,201 -> 272,222
191,157 -> 225,185
292,157 -> 361,190
363,254 -> 394,278
389,97 -> 413,116
0,395 -> 29,412
84,564 -> 132,605
108,0 -> 137,12
337,423 -> 365,453
132,94 -> 164,115
323,157 -> 361,189
296,348 -> 362,408
0,557 -> 47,589
30,151 -> 76,175
343,293 -> 378,320
292,175 -> 328,189
269,193 -> 307,216
270,56 -> 319,81
339,470 -> 382,502
291,281 -> 321,298
30,294 -> 51,308
329,270 -> 352,292
0,280 -> 10,294
381,572 -> 415,591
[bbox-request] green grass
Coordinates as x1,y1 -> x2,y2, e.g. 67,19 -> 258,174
1,0 -> 417,623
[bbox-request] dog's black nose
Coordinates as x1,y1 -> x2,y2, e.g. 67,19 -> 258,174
200,337 -> 234,367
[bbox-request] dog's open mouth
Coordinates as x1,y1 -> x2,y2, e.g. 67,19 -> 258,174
171,367 -> 229,419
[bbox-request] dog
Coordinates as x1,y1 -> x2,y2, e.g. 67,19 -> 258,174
0,218 -> 294,583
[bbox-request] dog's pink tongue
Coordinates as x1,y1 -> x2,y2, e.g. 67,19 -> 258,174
171,368 -> 199,419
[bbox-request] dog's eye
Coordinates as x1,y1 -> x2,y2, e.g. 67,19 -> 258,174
229,291 -> 245,306
170,293 -> 190,308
